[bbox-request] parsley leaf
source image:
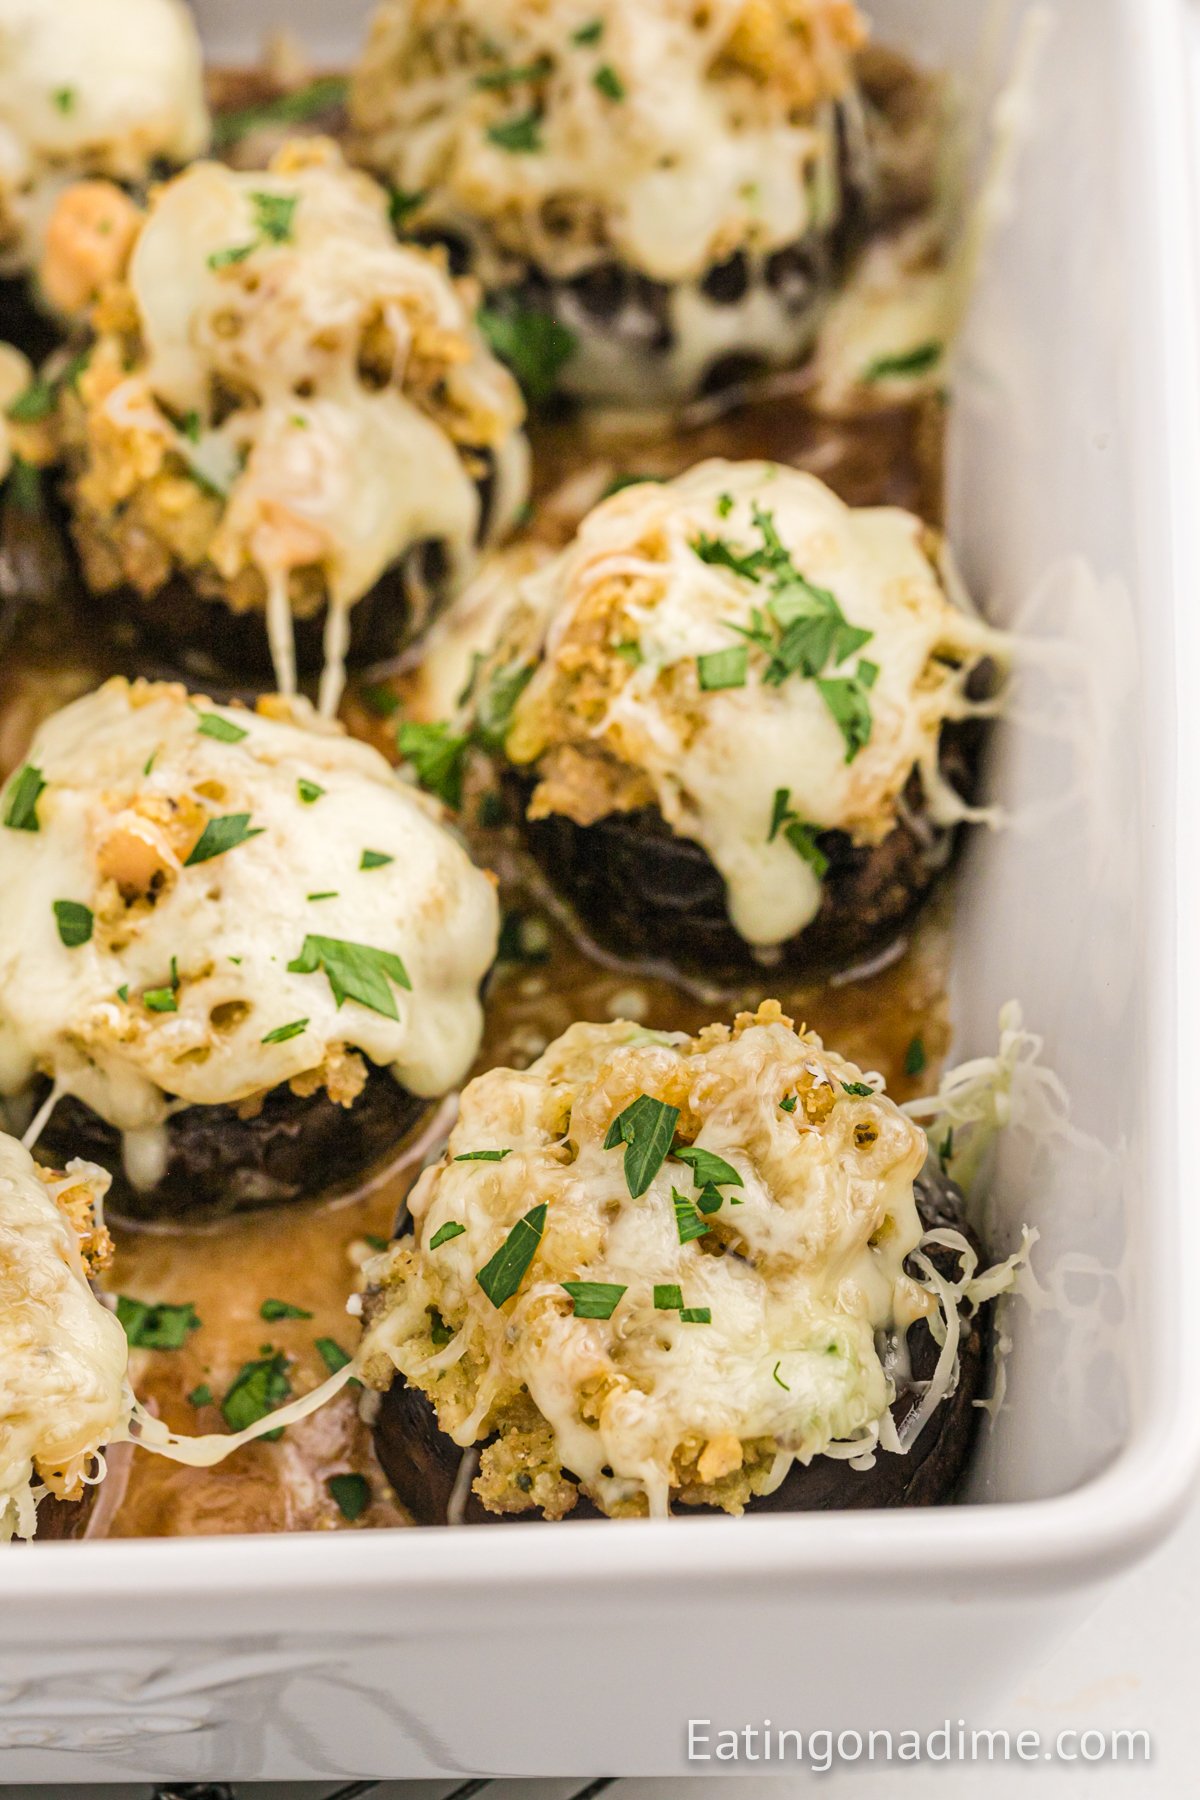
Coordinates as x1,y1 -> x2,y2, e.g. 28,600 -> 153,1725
842,1081 -> 874,1098
474,661 -> 535,749
593,64 -> 625,100
188,1383 -> 213,1407
673,1146 -> 743,1190
212,76 -> 348,149
476,1203 -> 548,1307
287,934 -> 411,1020
52,900 -> 93,948
360,849 -> 393,870
117,1297 -> 201,1350
3,764 -> 45,832
328,1472 -> 371,1521
780,1094 -> 798,1113
396,720 -> 469,809
697,645 -> 748,692
262,1019 -> 308,1045
260,1298 -> 312,1321
679,1307 -> 712,1324
487,108 -> 544,153
222,1351 -> 291,1438
197,712 -> 248,744
768,788 -> 830,879
864,341 -> 944,383
654,1283 -> 684,1310
816,670 -> 875,762
573,19 -> 605,44
561,1281 -> 626,1319
479,304 -> 578,404
185,813 -> 264,865
250,189 -> 298,243
604,1094 -> 680,1198
297,778 -> 324,804
207,242 -> 257,270
315,1336 -> 353,1375
455,1148 -> 513,1162
430,1221 -> 466,1250
905,1036 -> 927,1077
672,1187 -> 712,1245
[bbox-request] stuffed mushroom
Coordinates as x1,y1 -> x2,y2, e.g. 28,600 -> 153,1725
471,459 -> 1001,975
350,0 -> 873,407
44,139 -> 531,708
0,1131 -> 127,1542
0,677 -> 500,1223
0,0 -> 209,350
360,1002 -> 990,1523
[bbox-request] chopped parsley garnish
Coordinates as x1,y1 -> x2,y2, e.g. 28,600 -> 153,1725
328,1472 -> 370,1521
360,682 -> 401,718
487,108 -> 544,153
250,189 -> 298,243
905,1036 -> 927,1077
185,813 -> 264,865
455,1148 -> 512,1163
864,341 -> 944,383
143,974 -> 179,1013
842,1081 -> 874,1098
430,1221 -> 466,1250
654,1284 -> 684,1311
561,1281 -> 626,1320
593,64 -> 626,99
182,410 -> 202,443
672,1187 -> 712,1245
673,1146 -> 743,1190
476,56 -> 554,90
3,764 -> 45,832
695,503 -> 876,758
475,662 -> 535,749
197,711 -> 248,744
287,935 -> 411,1020
614,640 -> 643,668
364,1234 -> 390,1252
429,1307 -> 455,1347
388,187 -> 426,230
212,76 -> 348,149
307,891 -> 338,903
697,645 -> 748,691
52,900 -> 93,948
53,86 -> 76,113
695,1184 -> 725,1216
315,1336 -> 352,1375
768,788 -> 830,878
604,1095 -> 680,1198
360,849 -> 393,870
260,1299 -> 312,1321
188,1384 -> 213,1407
573,18 -> 605,43
479,304 -> 577,404
7,377 -> 56,422
779,1094 -> 798,1113
716,492 -> 735,518
262,1018 -> 308,1045
142,751 -> 158,777
116,1297 -> 201,1350
207,242 -> 256,271
222,1351 -> 291,1438
396,720 -> 469,810
475,1203 -> 548,1307
297,778 -> 324,804
773,1361 -> 791,1390
116,984 -> 129,1003
679,1307 -> 712,1324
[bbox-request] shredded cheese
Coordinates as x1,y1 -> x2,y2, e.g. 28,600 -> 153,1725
501,459 -> 1006,947
0,679 -> 500,1189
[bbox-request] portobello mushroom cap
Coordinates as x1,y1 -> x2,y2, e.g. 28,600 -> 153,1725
0,0 -> 210,343
481,459 -> 1000,976
0,1134 -> 127,1543
47,138 -> 529,696
360,1005 -> 993,1523
350,0 -> 874,406
0,677 -> 500,1223
374,1161 -> 987,1524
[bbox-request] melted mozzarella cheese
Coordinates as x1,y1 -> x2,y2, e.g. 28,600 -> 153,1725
0,0 -> 208,275
360,1006 -> 937,1518
0,679 -> 500,1159
67,141 -> 528,710
505,459 -> 1004,948
0,1133 -> 127,1540
351,0 -> 865,284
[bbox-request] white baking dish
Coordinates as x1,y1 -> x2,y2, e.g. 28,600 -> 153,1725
4,0 -> 1200,1780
